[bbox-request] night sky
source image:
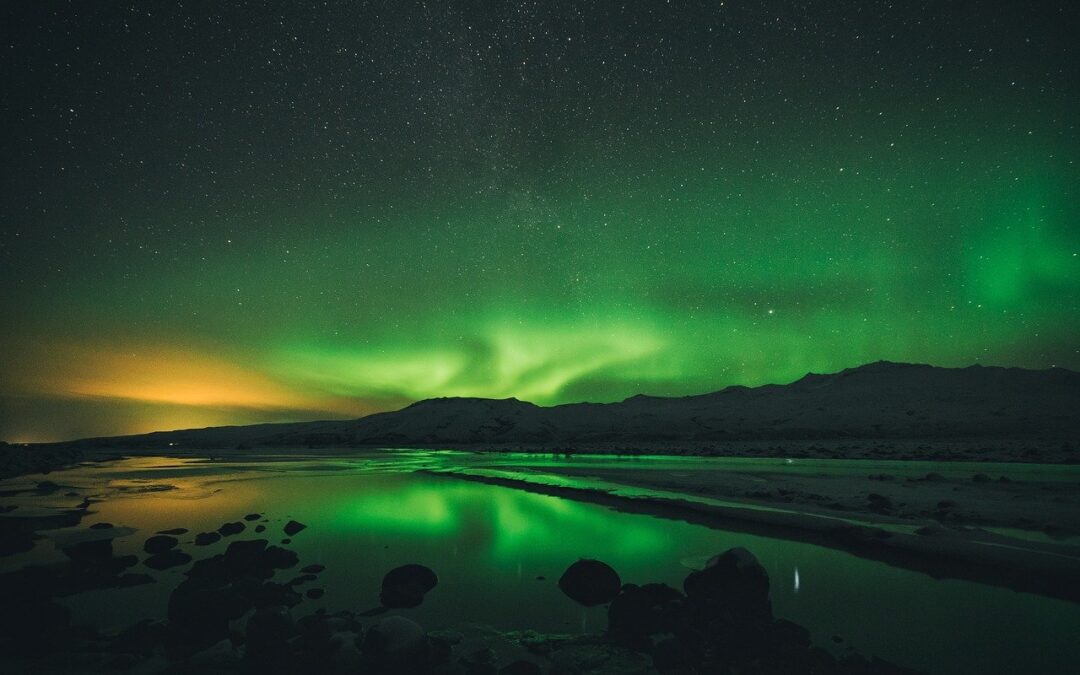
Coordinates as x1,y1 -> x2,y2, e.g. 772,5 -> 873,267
2,1 -> 1078,442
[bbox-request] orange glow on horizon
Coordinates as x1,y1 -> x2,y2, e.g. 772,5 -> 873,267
10,342 -> 372,417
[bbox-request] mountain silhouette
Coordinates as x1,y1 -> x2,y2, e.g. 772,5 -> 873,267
43,361 -> 1080,451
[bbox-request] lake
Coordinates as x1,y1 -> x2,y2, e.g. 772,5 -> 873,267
1,450 -> 1078,674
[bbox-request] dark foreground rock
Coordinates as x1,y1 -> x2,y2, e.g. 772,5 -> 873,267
144,549 -> 192,570
194,531 -> 221,546
0,531 -> 919,675
143,534 -> 178,554
558,558 -> 621,607
217,521 -> 245,537
380,563 -> 438,608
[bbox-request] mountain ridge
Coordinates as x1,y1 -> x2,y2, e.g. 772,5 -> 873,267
23,360 -> 1079,452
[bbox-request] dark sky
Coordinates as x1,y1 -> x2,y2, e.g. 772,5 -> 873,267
2,1 -> 1078,441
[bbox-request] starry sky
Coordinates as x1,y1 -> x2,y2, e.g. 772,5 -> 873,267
2,1 -> 1078,442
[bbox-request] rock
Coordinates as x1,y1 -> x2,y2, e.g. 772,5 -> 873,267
768,618 -> 812,654
245,605 -> 295,669
218,521 -> 245,537
167,577 -> 250,653
143,534 -> 179,554
972,473 -> 992,483
923,472 -> 946,482
187,638 -> 241,670
361,615 -> 427,664
110,619 -> 167,657
380,563 -> 438,608
90,522 -> 114,530
682,547 -> 770,615
223,538 -> 268,570
558,559 -> 621,606
244,513 -> 262,521
550,643 -> 650,674
500,660 -> 543,675
36,480 -> 62,493
255,524 -> 266,533
867,493 -> 894,513
195,531 -> 221,546
144,549 -> 192,570
62,538 -> 115,566
283,520 -> 307,536
263,545 -> 299,569
157,527 -> 188,535
607,583 -> 684,641
306,588 -> 324,599
301,564 -> 325,574
248,581 -> 303,609
0,525 -> 36,557
652,636 -> 694,673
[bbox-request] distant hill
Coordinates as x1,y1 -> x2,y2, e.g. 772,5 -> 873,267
39,361 -> 1080,451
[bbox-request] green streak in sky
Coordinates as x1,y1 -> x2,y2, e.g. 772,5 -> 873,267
2,15 -> 1078,442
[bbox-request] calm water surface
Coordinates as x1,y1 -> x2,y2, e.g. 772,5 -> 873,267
1,450 -> 1078,675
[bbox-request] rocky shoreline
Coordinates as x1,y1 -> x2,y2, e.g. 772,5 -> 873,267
0,504 -> 916,674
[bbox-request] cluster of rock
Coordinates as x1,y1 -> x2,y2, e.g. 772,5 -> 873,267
553,550 -> 914,675
1,508 -> 917,675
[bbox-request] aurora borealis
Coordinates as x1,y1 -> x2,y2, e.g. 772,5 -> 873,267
1,2 -> 1078,442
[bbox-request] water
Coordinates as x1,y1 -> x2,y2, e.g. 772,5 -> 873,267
2,451 -> 1078,674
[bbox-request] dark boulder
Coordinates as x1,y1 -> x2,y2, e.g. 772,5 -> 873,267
682,547 -> 770,615
143,534 -> 179,555
652,636 -> 695,673
283,520 -> 307,536
223,538 -> 268,570
607,582 -> 684,641
361,615 -> 428,670
144,549 -> 192,570
867,493 -> 894,514
194,531 -> 221,546
166,577 -> 249,654
500,660 -> 543,675
301,564 -> 325,574
558,559 -> 621,607
264,545 -> 299,569
62,538 -> 115,567
244,605 -> 295,670
380,563 -> 438,608
110,619 -> 167,657
217,521 -> 245,537
244,513 -> 262,521
36,480 -> 62,493
768,618 -> 812,656
157,527 -> 189,535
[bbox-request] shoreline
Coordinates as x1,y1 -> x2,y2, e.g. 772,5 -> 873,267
4,434 -> 1079,480
422,469 -> 1080,604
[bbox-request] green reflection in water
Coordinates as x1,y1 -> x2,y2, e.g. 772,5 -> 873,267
4,456 -> 1079,675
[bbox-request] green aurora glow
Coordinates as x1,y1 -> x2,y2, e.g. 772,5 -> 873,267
1,2 -> 1078,441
